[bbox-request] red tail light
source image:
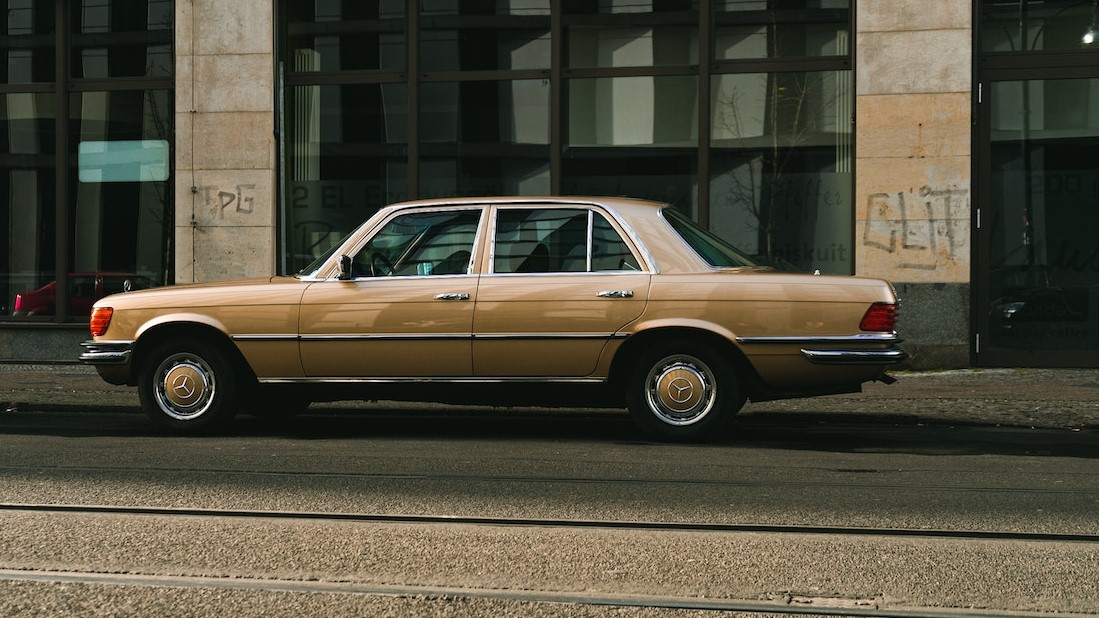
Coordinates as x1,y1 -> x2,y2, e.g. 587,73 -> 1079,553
13,294 -> 22,313
89,307 -> 113,337
859,302 -> 898,332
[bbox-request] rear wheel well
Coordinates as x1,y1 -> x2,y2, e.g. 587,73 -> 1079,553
610,328 -> 760,397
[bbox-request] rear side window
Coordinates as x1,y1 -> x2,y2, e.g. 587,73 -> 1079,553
662,207 -> 760,268
493,208 -> 640,274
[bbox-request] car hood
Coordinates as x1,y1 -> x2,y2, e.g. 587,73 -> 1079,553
94,276 -> 308,310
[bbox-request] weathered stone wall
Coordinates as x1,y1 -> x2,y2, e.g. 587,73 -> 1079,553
174,0 -> 276,283
856,0 -> 973,367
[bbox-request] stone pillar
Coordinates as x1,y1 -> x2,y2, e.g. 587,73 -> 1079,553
855,0 -> 973,368
174,0 -> 275,283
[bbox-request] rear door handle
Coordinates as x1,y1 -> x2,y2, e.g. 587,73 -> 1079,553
597,290 -> 634,298
434,292 -> 470,301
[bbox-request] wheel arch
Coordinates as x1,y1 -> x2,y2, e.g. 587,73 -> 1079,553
609,325 -> 762,398
132,321 -> 255,384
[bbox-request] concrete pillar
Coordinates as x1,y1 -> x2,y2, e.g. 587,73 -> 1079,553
174,0 -> 275,283
855,0 -> 974,367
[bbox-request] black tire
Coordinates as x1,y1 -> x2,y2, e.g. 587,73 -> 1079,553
625,341 -> 745,442
138,338 -> 240,433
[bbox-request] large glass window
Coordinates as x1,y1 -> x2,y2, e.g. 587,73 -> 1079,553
2,0 -> 172,321
985,77 -> 1099,353
285,1 -> 405,72
71,0 -> 173,78
277,0 -> 853,278
1,0 -> 55,84
71,89 -> 171,291
710,69 -> 852,273
420,1 -> 550,72
284,83 -> 408,273
715,0 -> 849,59
981,0 -> 1099,53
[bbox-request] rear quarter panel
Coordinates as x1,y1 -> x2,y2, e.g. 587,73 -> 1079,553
636,271 -> 899,388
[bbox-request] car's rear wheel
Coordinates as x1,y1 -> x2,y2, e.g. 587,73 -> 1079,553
625,342 -> 744,442
139,339 -> 239,433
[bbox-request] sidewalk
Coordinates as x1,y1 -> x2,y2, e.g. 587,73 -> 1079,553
2,363 -> 1097,431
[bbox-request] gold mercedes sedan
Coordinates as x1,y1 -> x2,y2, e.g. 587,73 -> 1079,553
81,196 -> 906,441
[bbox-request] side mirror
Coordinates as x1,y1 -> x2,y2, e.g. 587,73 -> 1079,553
337,255 -> 353,280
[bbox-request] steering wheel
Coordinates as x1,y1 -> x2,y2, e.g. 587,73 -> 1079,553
371,252 -> 394,277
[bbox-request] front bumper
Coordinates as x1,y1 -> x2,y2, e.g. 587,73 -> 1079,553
79,340 -> 133,365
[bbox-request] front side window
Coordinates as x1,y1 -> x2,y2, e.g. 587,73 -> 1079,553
353,209 -> 481,277
493,208 -> 640,274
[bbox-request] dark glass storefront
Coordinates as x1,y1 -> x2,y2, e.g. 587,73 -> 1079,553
977,0 -> 1099,365
0,0 -> 173,321
279,0 -> 853,276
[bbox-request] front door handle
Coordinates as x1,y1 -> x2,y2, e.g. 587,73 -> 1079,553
597,290 -> 634,298
434,292 -> 470,301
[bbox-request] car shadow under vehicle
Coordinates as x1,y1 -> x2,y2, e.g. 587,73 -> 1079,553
2,403 -> 1096,458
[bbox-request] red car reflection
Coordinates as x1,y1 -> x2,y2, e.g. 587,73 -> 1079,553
13,272 -> 153,317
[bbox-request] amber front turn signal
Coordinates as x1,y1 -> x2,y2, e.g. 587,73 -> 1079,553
89,307 -> 114,337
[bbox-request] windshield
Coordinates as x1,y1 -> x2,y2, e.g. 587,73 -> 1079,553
662,207 -> 762,269
295,228 -> 357,278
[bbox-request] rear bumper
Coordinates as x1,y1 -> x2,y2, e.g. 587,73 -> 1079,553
735,333 -> 908,366
800,347 -> 908,365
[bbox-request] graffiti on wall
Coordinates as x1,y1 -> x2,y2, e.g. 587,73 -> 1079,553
191,184 -> 257,220
862,185 -> 969,271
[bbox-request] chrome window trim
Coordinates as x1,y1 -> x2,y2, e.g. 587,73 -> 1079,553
243,332 -> 628,342
259,376 -> 608,385
487,204 -> 655,276
736,333 -> 901,345
324,206 -> 487,282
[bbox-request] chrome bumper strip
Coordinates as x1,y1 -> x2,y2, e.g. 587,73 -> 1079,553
79,340 -> 133,365
800,348 -> 909,365
259,376 -> 608,385
736,333 -> 901,345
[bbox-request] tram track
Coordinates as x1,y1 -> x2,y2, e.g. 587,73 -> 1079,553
3,567 -> 1095,618
3,502 -> 1099,545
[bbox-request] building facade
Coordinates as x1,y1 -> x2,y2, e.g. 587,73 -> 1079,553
1,0 -> 1097,368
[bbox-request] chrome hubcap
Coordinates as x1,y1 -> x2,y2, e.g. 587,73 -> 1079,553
154,353 -> 215,421
644,354 -> 716,426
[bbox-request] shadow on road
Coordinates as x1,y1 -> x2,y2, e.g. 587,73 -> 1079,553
2,403 -> 1096,458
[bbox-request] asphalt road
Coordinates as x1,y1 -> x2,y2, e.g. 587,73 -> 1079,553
1,366 -> 1098,616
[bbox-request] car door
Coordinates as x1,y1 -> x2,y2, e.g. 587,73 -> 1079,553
299,207 -> 483,378
472,206 -> 650,377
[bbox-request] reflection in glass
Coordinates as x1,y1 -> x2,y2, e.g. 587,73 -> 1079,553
284,83 -> 409,274
562,154 -> 698,218
987,78 -> 1099,352
710,70 -> 852,273
70,90 -> 172,316
568,76 -> 698,147
286,1 -> 405,72
567,26 -> 697,68
420,1 -> 550,71
1,0 -> 55,84
980,0 -> 1099,53
70,0 -> 173,78
715,0 -> 849,59
420,80 -> 548,145
0,92 -> 55,316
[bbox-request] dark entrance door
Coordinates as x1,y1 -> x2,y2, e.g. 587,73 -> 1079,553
977,73 -> 1099,366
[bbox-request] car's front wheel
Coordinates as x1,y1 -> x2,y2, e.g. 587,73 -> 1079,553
625,342 -> 744,442
139,339 -> 240,433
